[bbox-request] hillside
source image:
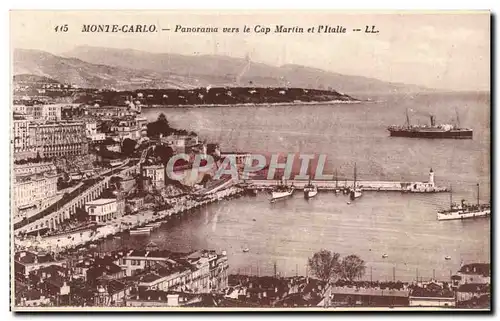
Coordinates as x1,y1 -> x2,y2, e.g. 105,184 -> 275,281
13,47 -> 432,94
13,74 -> 60,84
63,46 -> 432,95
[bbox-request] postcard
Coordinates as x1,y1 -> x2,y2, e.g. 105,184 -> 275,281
10,10 -> 491,311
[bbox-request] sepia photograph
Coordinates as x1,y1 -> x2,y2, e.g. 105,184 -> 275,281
9,10 -> 491,311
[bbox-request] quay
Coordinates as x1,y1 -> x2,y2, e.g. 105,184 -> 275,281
14,185 -> 245,253
245,169 -> 448,193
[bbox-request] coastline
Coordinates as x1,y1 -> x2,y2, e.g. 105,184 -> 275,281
141,99 -> 366,109
15,186 -> 246,253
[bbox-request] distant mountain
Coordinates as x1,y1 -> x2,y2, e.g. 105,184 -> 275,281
13,47 -> 432,94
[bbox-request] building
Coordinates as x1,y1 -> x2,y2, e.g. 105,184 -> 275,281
456,263 -> 490,285
14,251 -> 67,276
457,283 -> 490,302
142,165 -> 165,189
30,121 -> 88,158
109,116 -> 147,141
17,289 -> 52,307
94,280 -> 131,307
85,199 -> 119,223
119,249 -> 228,294
31,265 -> 71,297
13,117 -> 36,160
20,104 -> 63,121
13,160 -> 56,176
161,134 -> 199,154
85,121 -> 106,143
408,281 -> 455,307
13,170 -> 59,220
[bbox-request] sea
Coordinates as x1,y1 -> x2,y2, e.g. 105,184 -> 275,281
99,92 -> 491,282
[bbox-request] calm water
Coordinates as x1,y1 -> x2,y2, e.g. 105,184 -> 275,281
102,92 -> 491,282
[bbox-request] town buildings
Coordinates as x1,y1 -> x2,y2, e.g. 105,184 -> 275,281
14,251 -> 67,276
14,103 -> 63,121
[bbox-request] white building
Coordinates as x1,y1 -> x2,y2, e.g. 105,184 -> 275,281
142,165 -> 165,189
85,199 -> 118,223
13,172 -> 58,219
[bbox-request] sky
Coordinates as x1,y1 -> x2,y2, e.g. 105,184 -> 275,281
10,10 -> 490,91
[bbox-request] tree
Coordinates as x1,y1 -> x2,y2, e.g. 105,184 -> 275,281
157,113 -> 169,126
153,144 -> 174,164
122,138 -> 137,156
338,255 -> 366,281
147,113 -> 172,138
307,250 -> 341,283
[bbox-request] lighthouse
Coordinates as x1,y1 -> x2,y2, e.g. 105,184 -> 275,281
429,168 -> 435,186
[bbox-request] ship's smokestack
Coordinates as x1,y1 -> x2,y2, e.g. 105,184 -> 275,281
430,115 -> 436,127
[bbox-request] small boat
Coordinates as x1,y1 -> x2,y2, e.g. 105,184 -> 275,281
445,256 -> 451,260
347,201 -> 351,205
114,236 -> 121,240
130,227 -> 152,235
252,219 -> 256,221
146,222 -> 162,229
350,163 -> 363,201
304,168 -> 318,199
304,180 -> 318,199
243,248 -> 250,253
89,244 -> 98,248
382,254 -> 388,258
270,178 -> 294,202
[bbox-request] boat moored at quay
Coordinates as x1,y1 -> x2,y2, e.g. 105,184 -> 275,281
303,181 -> 318,199
271,178 -> 295,202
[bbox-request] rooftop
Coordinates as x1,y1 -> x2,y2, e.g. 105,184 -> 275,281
85,198 -> 117,206
15,251 -> 58,265
459,263 -> 490,277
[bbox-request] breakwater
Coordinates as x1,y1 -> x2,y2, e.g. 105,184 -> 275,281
246,179 -> 449,193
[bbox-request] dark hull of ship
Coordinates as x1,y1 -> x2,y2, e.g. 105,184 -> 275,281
388,129 -> 473,139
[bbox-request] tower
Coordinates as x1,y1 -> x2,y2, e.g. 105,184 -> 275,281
429,168 -> 435,186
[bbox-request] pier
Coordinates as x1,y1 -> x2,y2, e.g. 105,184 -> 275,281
245,169 -> 449,193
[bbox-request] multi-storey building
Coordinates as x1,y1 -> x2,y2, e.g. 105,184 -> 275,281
142,165 -> 165,189
110,116 -> 147,141
15,104 -> 63,121
13,160 -> 56,176
13,117 -> 36,160
13,171 -> 58,219
85,121 -> 106,143
29,121 -> 88,158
